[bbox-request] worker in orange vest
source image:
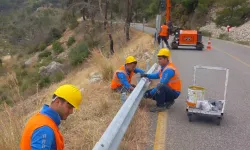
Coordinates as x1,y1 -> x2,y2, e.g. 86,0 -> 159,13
111,56 -> 145,93
140,48 -> 182,112
158,22 -> 170,49
20,84 -> 83,150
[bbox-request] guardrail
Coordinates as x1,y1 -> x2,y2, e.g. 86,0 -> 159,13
92,63 -> 157,150
93,16 -> 165,150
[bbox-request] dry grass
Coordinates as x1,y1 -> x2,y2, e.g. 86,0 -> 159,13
0,28 -> 155,150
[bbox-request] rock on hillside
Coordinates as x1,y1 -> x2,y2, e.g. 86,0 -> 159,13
200,21 -> 250,42
39,61 -> 64,77
228,21 -> 250,42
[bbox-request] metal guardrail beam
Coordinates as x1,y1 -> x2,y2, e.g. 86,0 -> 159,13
92,63 -> 158,150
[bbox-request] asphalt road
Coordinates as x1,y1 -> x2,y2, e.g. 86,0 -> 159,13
132,23 -> 250,150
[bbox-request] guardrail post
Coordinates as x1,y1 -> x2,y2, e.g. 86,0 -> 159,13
146,59 -> 150,71
120,92 -> 127,104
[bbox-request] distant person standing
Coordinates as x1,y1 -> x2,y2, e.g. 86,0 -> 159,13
158,22 -> 170,49
227,25 -> 231,32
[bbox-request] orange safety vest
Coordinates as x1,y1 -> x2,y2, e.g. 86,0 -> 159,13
159,25 -> 168,36
20,113 -> 64,150
110,65 -> 134,89
159,63 -> 182,92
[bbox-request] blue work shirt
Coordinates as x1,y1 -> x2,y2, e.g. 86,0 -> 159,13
146,65 -> 181,96
31,105 -> 61,150
117,65 -> 145,89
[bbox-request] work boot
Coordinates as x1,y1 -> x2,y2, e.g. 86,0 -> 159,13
150,105 -> 166,112
166,100 -> 175,109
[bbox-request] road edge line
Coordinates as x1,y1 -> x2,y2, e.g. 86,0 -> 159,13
153,111 -> 167,150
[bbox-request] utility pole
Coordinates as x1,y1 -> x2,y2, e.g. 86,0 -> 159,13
166,0 -> 171,23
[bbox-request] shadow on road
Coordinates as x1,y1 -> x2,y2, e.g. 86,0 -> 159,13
171,48 -> 204,51
189,115 -> 223,126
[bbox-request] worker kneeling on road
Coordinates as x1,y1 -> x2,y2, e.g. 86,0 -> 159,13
111,56 -> 145,93
20,84 -> 83,150
158,22 -> 170,49
140,48 -> 182,112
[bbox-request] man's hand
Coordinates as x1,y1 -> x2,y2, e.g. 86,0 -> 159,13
140,73 -> 148,78
129,86 -> 135,91
144,89 -> 152,99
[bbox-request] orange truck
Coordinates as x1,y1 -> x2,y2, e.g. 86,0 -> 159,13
164,0 -> 204,50
171,29 -> 204,50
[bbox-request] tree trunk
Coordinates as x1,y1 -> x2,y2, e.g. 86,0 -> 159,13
104,0 -> 108,30
109,34 -> 114,55
125,0 -> 132,41
110,0 -> 113,28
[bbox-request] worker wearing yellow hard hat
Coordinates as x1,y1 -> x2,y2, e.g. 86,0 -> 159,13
20,84 -> 83,150
111,56 -> 145,93
140,48 -> 182,112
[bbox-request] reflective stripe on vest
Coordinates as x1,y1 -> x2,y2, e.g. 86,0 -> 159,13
159,63 -> 182,92
20,113 -> 64,150
159,25 -> 168,36
110,65 -> 134,89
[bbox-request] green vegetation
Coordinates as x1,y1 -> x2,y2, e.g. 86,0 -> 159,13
38,50 -> 52,59
201,31 -> 212,37
67,37 -> 76,47
215,0 -> 250,27
69,42 -> 89,66
237,41 -> 250,46
1,0 -> 249,106
218,33 -> 231,41
52,41 -> 64,54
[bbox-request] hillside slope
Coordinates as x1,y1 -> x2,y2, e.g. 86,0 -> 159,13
0,26 -> 156,149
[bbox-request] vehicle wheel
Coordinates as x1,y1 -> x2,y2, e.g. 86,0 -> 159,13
216,117 -> 222,126
188,113 -> 193,122
196,43 -> 204,51
171,42 -> 178,49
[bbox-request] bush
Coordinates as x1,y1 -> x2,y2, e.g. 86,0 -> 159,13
38,50 -> 52,59
215,0 -> 250,27
38,76 -> 51,88
37,42 -> 47,51
181,0 -> 199,14
67,36 -> 76,47
45,28 -> 63,44
218,33 -> 231,41
201,31 -> 212,37
55,58 -> 64,64
52,41 -> 64,54
61,11 -> 79,29
237,41 -> 250,45
195,0 -> 214,18
50,72 -> 64,83
69,42 -> 89,66
36,55 -> 53,68
19,71 -> 41,92
69,18 -> 79,30
0,86 -> 11,105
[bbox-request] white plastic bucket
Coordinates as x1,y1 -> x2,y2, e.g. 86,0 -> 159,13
187,86 -> 205,107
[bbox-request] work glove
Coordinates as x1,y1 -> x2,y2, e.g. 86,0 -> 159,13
139,73 -> 148,78
131,84 -> 136,88
144,89 -> 152,99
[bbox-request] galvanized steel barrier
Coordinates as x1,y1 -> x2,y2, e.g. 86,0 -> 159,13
92,63 -> 157,150
93,15 -> 163,150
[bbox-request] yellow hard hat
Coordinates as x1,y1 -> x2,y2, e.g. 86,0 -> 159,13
54,84 -> 83,109
157,48 -> 171,57
125,56 -> 137,64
